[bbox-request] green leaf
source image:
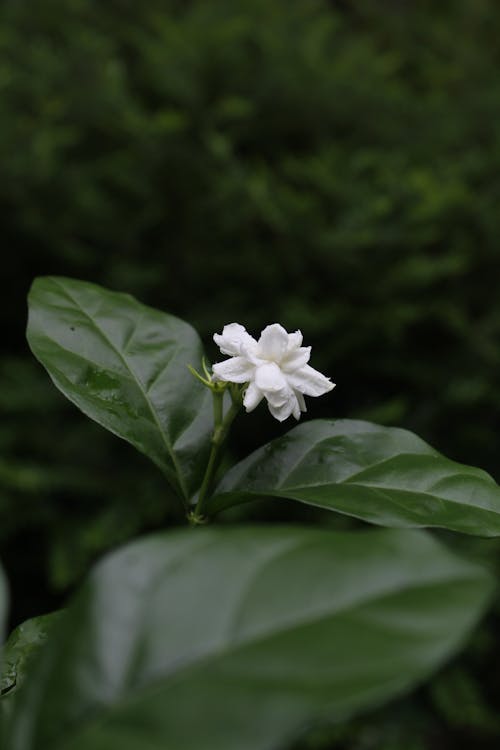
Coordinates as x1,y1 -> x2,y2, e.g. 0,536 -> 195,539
27,277 -> 213,503
5,527 -> 493,750
1,613 -> 62,728
211,419 -> 500,536
1,613 -> 62,700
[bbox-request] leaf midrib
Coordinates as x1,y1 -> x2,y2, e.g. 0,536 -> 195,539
214,466 -> 500,529
218,441 -> 495,509
274,482 -> 500,518
49,279 -> 189,502
218,431 -> 437,496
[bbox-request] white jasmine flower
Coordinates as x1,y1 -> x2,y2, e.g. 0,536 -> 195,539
212,323 -> 335,422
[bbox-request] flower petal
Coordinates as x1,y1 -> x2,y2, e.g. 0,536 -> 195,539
287,364 -> 335,397
267,393 -> 296,422
257,324 -> 289,362
212,356 -> 255,383
240,340 -> 263,366
295,390 -> 307,413
243,382 -> 264,412
254,362 -> 288,394
281,346 -> 311,373
286,330 -> 303,351
213,323 -> 257,357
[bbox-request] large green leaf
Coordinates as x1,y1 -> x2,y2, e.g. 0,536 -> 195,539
27,277 -> 213,503
5,527 -> 492,750
211,420 -> 500,536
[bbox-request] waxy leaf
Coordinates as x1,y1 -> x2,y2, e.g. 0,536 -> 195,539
211,420 -> 500,536
1,613 -> 62,701
27,277 -> 213,503
5,527 -> 492,750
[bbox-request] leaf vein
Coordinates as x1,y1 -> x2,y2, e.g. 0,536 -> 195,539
50,279 -> 189,502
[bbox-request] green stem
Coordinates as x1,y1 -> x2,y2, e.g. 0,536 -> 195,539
191,388 -> 241,523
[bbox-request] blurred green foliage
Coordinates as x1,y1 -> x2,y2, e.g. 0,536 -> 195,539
1,0 -> 500,746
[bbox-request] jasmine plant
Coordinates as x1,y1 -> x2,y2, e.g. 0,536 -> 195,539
1,276 -> 500,750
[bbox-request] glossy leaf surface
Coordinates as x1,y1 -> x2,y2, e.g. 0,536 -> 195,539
5,527 -> 493,750
27,277 -> 213,502
212,420 -> 500,536
1,613 -> 62,700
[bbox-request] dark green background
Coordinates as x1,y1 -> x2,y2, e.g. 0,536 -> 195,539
1,0 -> 500,747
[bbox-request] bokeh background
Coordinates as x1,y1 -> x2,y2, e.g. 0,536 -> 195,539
2,0 -> 500,746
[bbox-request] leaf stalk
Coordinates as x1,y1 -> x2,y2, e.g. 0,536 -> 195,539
190,386 -> 242,523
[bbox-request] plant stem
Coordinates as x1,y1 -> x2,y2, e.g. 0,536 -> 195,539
190,388 -> 241,523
